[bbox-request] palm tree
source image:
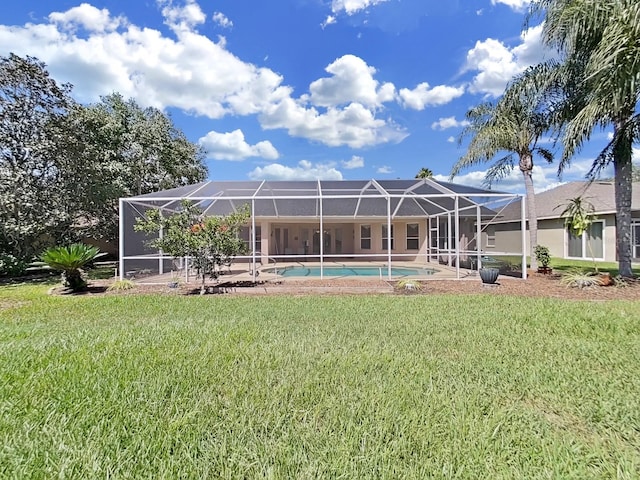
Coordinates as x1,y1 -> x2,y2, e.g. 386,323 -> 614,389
451,66 -> 553,270
530,0 -> 640,277
415,168 -> 434,179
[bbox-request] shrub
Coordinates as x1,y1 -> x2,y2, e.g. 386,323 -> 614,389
107,279 -> 136,291
0,253 -> 28,277
396,279 -> 423,292
534,245 -> 551,268
40,243 -> 104,292
560,269 -> 602,289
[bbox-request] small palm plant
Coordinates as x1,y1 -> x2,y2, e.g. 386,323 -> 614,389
40,244 -> 104,292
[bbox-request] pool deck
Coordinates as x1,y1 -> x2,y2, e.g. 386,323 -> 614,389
133,260 -> 480,285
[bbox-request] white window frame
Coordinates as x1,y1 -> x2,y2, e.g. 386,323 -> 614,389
406,223 -> 419,250
360,224 -> 371,250
485,225 -> 496,248
566,220 -> 605,260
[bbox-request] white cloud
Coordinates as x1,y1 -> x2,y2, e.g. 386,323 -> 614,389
431,116 -> 469,130
248,160 -> 343,181
377,166 -> 393,174
633,147 -> 640,163
308,55 -> 395,108
321,15 -> 337,28
491,0 -> 531,12
198,129 -> 278,161
160,0 -> 206,32
0,3 -> 290,117
342,155 -> 364,169
48,3 -> 125,32
0,4 -> 413,149
331,0 -> 390,15
399,83 -> 465,110
447,136 -> 456,143
464,25 -> 547,97
212,12 -> 233,28
260,98 -> 408,148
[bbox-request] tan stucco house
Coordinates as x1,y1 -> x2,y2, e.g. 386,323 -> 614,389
485,181 -> 640,263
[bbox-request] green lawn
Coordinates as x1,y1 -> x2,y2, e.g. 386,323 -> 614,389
1,284 -> 639,479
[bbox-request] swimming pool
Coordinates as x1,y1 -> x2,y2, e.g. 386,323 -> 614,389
262,265 -> 438,278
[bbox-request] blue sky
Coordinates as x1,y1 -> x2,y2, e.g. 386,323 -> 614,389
0,0 -> 627,192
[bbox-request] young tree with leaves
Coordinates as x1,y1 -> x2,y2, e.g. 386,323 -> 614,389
135,201 -> 249,294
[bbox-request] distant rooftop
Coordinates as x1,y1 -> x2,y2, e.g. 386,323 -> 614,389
493,181 -> 640,223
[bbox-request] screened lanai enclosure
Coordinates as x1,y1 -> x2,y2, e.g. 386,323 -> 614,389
119,179 -> 526,283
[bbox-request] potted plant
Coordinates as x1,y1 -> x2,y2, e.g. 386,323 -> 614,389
167,274 -> 181,288
534,245 -> 552,274
479,267 -> 499,285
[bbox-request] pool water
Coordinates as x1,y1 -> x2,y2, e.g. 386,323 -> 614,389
263,265 -> 438,278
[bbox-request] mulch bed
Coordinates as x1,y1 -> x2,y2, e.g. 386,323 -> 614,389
46,272 -> 640,301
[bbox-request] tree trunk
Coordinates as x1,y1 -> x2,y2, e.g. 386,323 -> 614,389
520,154 -> 538,271
613,123 -> 633,277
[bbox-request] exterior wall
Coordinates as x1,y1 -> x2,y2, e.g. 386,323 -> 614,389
252,217 -> 483,264
257,218 -> 433,263
491,214 -> 620,263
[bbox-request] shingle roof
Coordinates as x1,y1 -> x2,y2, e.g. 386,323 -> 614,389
495,181 -> 640,223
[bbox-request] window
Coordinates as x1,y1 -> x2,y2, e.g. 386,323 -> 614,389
633,222 -> 640,259
360,225 -> 371,250
567,221 -> 603,259
240,226 -> 261,254
406,223 -> 419,250
485,225 -> 495,248
382,224 -> 395,250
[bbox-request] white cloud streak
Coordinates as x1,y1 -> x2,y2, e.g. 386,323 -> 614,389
399,83 -> 465,110
212,12 -> 233,28
342,155 -> 364,169
198,129 -> 279,161
248,160 -> 343,181
431,116 -> 469,131
330,0 -> 390,15
490,0 -> 531,12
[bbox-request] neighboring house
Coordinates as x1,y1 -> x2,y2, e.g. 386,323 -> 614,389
119,179 -> 525,279
485,181 -> 640,263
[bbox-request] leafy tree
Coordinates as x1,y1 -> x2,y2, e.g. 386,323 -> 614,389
40,243 -> 104,292
0,54 -> 76,259
451,65 -> 553,269
530,0 -> 640,277
1,55 -> 206,259
415,168 -> 434,179
62,93 -> 208,247
134,201 -> 249,294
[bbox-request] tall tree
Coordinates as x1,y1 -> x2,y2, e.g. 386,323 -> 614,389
451,65 -> 553,269
530,0 -> 640,277
0,53 -> 76,259
415,167 -> 434,179
63,93 -> 208,246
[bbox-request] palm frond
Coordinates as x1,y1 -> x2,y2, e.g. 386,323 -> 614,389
484,155 -> 516,187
